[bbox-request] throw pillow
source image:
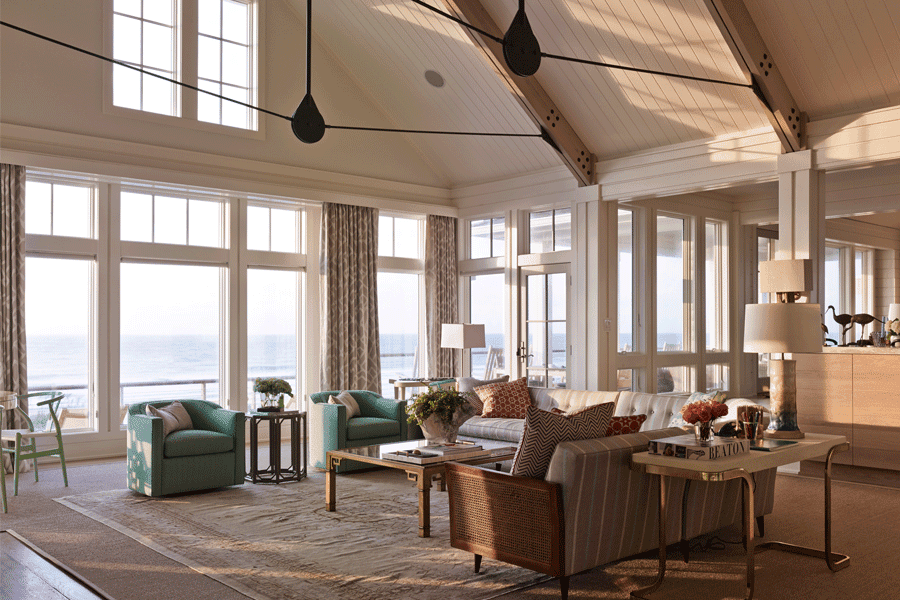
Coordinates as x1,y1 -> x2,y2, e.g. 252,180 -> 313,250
477,377 -> 531,419
457,376 -> 509,415
512,403 -> 614,479
668,390 -> 728,428
146,401 -> 194,437
551,408 -> 647,437
328,390 -> 360,418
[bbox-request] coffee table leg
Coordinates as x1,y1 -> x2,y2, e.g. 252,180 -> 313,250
416,473 -> 433,538
326,455 -> 339,511
631,474 -> 667,599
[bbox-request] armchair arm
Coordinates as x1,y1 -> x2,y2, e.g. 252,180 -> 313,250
445,462 -> 565,578
203,408 -> 245,484
309,401 -> 349,469
127,414 -> 164,495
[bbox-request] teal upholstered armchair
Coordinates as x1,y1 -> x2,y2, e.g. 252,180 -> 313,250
309,390 -> 407,473
127,400 -> 245,496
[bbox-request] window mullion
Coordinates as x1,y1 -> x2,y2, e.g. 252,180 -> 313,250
182,0 -> 199,120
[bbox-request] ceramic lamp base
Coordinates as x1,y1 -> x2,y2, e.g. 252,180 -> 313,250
766,358 -> 805,439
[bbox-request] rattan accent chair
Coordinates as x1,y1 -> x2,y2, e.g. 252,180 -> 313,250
445,462 -> 569,599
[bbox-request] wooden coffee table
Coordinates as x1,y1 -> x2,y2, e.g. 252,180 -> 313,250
326,440 -> 516,538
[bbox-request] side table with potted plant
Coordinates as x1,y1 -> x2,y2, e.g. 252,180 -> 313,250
247,378 -> 307,483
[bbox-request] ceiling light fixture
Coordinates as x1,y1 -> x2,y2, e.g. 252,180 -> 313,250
0,19 -> 549,147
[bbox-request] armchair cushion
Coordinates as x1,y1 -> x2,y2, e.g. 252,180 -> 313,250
346,417 -> 401,441
329,390 -> 361,418
164,429 -> 234,458
146,401 -> 193,437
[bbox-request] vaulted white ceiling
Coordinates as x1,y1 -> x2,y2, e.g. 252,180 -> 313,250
288,0 -> 899,188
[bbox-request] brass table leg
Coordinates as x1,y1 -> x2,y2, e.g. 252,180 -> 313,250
740,470 -> 756,600
325,455 -> 340,511
631,474 -> 668,599
412,472 -> 433,538
755,444 -> 850,571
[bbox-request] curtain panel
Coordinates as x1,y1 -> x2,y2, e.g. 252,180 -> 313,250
1,164 -> 29,473
425,215 -> 459,378
319,203 -> 382,392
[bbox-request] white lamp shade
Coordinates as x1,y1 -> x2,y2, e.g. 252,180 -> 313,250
758,259 -> 813,293
441,324 -> 486,349
889,303 -> 900,322
744,303 -> 823,354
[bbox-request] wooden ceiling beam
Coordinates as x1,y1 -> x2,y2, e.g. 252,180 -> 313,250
437,0 -> 595,186
701,0 -> 806,152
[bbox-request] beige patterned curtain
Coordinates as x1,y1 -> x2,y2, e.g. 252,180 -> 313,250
425,215 -> 459,378
1,164 -> 29,473
320,203 -> 382,392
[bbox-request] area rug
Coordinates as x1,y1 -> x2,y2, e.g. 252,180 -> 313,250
55,471 -> 548,600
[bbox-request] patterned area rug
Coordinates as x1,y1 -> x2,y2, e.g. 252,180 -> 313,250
55,470 -> 547,600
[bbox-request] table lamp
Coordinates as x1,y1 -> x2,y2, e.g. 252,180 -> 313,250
889,303 -> 900,322
745,259 -> 822,439
441,324 -> 486,378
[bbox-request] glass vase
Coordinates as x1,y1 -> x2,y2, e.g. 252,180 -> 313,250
694,421 -> 714,446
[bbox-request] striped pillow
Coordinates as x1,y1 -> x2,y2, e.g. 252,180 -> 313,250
512,403 -> 614,479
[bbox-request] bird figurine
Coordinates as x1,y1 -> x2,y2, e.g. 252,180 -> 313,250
826,305 -> 853,345
850,313 -> 884,345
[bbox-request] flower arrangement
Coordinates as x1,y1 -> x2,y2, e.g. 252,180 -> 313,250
253,377 -> 294,398
406,388 -> 471,425
680,399 -> 729,425
886,318 -> 900,338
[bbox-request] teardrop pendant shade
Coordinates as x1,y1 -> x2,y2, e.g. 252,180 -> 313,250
291,92 -> 326,143
503,7 -> 541,77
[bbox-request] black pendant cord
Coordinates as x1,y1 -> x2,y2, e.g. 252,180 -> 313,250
541,51 -> 753,89
327,124 -> 541,138
409,0 -> 502,44
306,0 -> 312,96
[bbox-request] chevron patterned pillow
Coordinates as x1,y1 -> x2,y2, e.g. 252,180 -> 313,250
512,402 -> 614,479
550,408 -> 646,437
477,377 -> 532,419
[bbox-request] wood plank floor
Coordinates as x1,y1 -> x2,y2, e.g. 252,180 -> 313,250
1,531 -> 113,600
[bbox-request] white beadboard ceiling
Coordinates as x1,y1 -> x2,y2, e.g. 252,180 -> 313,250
289,0 -> 899,187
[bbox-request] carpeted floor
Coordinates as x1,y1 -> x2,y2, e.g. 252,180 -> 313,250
2,458 -> 899,600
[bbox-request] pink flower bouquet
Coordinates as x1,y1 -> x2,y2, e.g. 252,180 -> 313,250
681,399 -> 728,424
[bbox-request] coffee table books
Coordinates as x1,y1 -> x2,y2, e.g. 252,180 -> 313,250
418,442 -> 483,455
384,446 -> 492,464
648,434 -> 749,460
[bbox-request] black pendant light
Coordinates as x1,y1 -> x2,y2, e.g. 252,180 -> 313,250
291,0 -> 325,144
503,0 -> 541,77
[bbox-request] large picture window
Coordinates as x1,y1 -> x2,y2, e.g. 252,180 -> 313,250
468,273 -> 505,378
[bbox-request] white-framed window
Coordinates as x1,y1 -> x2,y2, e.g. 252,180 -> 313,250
25,176 -> 100,431
111,0 -> 259,130
467,272 -> 506,378
469,217 -> 505,259
529,208 -> 571,253
823,242 -> 875,345
112,0 -> 178,116
120,190 -> 226,247
377,215 -> 425,395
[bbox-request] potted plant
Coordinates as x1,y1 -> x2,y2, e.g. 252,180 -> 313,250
407,387 -> 475,443
253,377 -> 293,412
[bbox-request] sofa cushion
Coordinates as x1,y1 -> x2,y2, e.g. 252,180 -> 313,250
346,417 -> 400,441
512,403 -> 614,479
164,429 -> 233,458
458,375 -> 509,415
668,390 -> 727,428
478,377 -> 531,419
329,390 -> 361,418
615,391 -> 692,431
553,407 -> 647,438
457,416 -> 525,443
146,401 -> 194,438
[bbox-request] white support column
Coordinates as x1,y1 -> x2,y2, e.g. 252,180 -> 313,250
574,185 -> 608,390
777,150 -> 826,304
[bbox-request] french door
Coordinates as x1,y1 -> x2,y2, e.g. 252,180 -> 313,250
519,265 -> 570,389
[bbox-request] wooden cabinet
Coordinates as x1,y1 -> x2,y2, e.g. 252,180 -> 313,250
796,350 -> 900,470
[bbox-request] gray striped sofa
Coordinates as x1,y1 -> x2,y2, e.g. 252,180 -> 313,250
448,389 -> 776,599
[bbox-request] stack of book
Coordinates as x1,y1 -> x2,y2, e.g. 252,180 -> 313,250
384,442 -> 491,464
648,434 -> 749,460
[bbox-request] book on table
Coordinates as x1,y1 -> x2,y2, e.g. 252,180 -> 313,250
648,434 -> 749,460
384,447 -> 492,464
417,442 -> 483,455
749,438 -> 799,452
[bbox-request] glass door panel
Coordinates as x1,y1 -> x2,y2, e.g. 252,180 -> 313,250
520,266 -> 569,389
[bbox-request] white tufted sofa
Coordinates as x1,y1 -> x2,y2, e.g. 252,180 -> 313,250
457,388 -> 762,450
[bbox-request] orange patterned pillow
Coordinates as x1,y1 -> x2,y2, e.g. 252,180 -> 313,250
476,377 -> 532,419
